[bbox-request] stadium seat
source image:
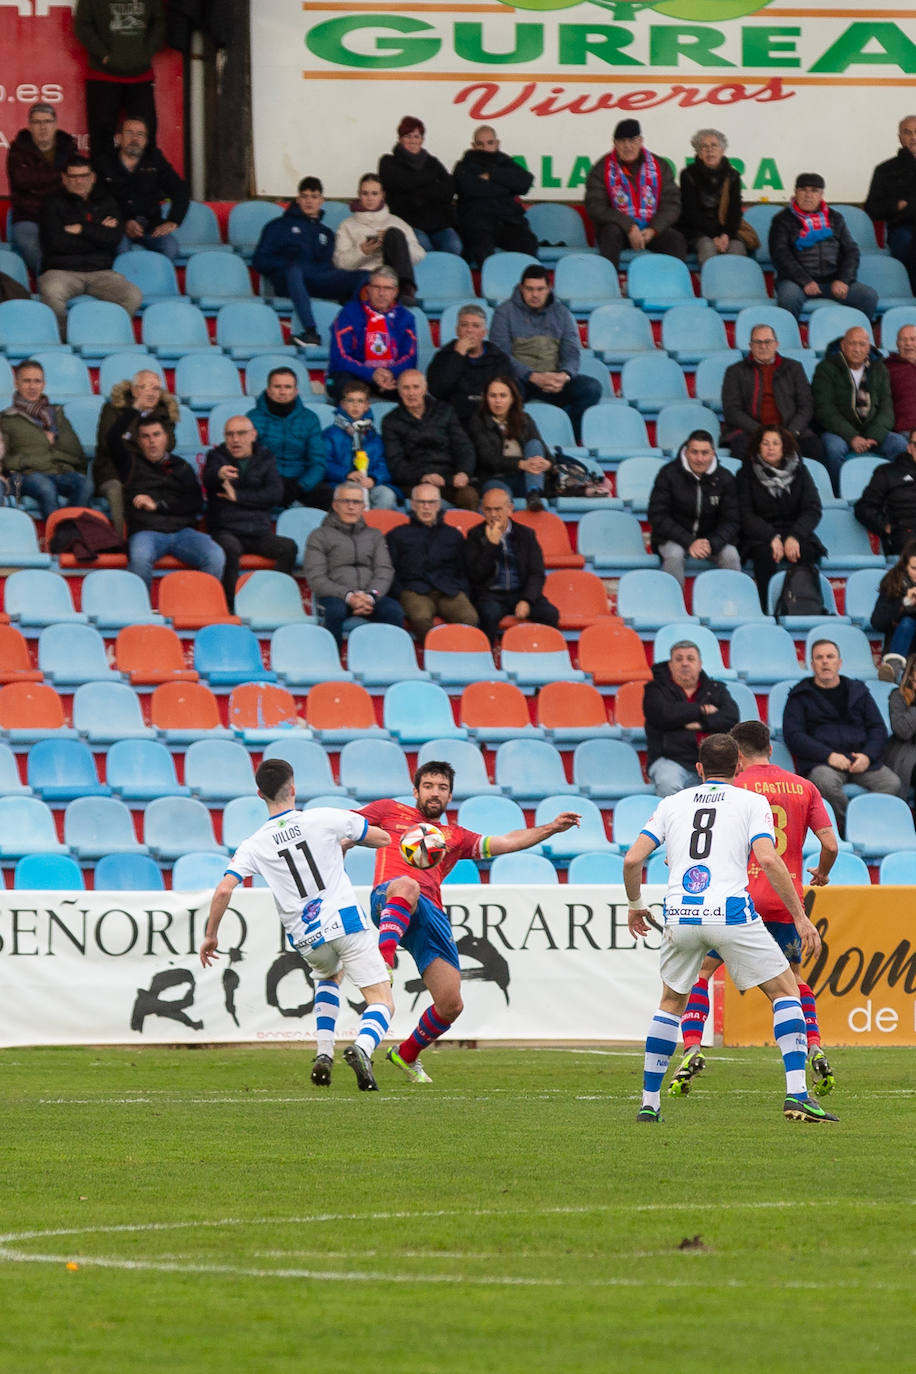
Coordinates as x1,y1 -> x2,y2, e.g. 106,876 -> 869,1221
661,304 -> 730,364
105,738 -> 190,801
692,569 -> 768,632
620,354 -> 691,413
577,619 -> 652,687
457,794 -> 529,843
0,742 -> 31,795
534,794 -> 610,858
0,795 -> 66,857
71,681 -> 156,744
489,852 -> 559,884
838,454 -> 884,504
613,456 -> 667,513
878,849 -> 916,883
693,351 -> 743,413
866,678 -> 894,732
4,569 -> 85,631
846,793 -> 916,859
341,843 -> 377,888
384,680 -> 468,744
158,572 -> 241,630
616,569 -> 694,633
14,852 -> 85,890
542,570 -> 610,632
798,457 -> 843,512
655,404 -> 720,457
733,306 -> 802,352
654,622 -> 736,678
857,257 -> 910,312
423,625 -> 506,687
627,254 -> 698,314
0,298 -> 70,360
172,851 -> 233,890
414,252 -> 476,316
803,623 -> 877,679
644,851 -> 670,884
203,397 -> 255,449
174,351 -> 245,413
30,349 -> 92,399
172,200 -> 231,262
495,738 -> 575,805
817,850 -> 870,883
510,510 -> 585,569
193,623 -> 276,689
812,509 -> 885,573
38,623 -> 119,687
0,682 -> 77,745
0,248 -> 30,293
553,252 -> 624,314
0,626 -> 42,684
244,354 -> 312,399
80,569 -> 163,631
142,300 -> 215,359
522,402 -> 588,458
437,300 -> 493,345
414,739 -> 496,805
726,681 -> 761,723
216,301 -> 295,361
98,351 -> 165,396
699,256 -> 769,315
766,679 -> 800,740
274,506 -> 326,567
611,793 -> 659,852
766,569 -> 847,630
228,199 -> 283,260
536,680 -> 619,742
830,205 -> 883,255
501,623 -> 586,688
338,738 -> 412,801
65,795 -> 148,860
0,510 -> 53,569
807,305 -> 873,354
303,795 -> 357,812
306,681 -> 388,743
94,852 -> 165,890
576,509 -> 656,572
581,410 -> 661,467
588,303 -> 658,363
459,680 -> 545,743
184,738 -> 258,802
527,205 -> 594,263
346,623 -> 429,687
261,738 -> 346,801
877,305 -> 916,349
227,683 -> 310,746
115,624 -> 198,686
567,850 -> 626,884
572,738 -> 652,800
270,623 -> 351,688
59,398 -> 106,457
67,299 -> 142,359
480,251 -> 539,304
27,737 -> 110,801
150,681 -> 234,745
144,796 -> 227,861
116,248 -> 187,309
444,508 -> 483,534
843,568 -> 884,630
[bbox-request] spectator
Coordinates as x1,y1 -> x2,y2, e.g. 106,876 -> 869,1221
885,651 -> 916,797
464,486 -> 559,644
250,366 -> 331,510
426,304 -> 514,425
782,638 -> 902,832
736,425 -> 826,609
322,377 -> 398,510
328,268 -> 418,399
453,125 -> 537,265
854,429 -> 916,555
97,115 -> 187,261
811,326 -> 907,493
251,176 -> 367,350
303,484 -> 404,648
769,173 -> 878,321
467,375 -> 551,510
95,367 -> 178,533
123,416 -> 224,589
74,0 -> 165,156
381,370 -> 478,511
378,116 -> 461,256
386,482 -> 478,640
886,324 -> 916,439
677,128 -> 746,265
203,415 -> 298,613
6,103 -> 78,276
584,119 -> 686,268
0,359 -> 92,517
643,639 -> 739,797
865,115 -> 916,293
647,429 -> 741,586
870,541 -> 916,677
721,323 -> 823,464
332,173 -> 424,303
490,263 -> 601,441
38,155 -> 142,337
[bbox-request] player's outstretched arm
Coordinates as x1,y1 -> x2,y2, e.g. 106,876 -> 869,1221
807,825 -> 839,886
751,837 -> 821,959
623,833 -> 658,936
199,874 -> 240,967
487,811 -> 581,857
360,824 -> 392,850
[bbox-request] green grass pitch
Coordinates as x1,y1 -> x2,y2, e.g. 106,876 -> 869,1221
2,1044 -> 912,1373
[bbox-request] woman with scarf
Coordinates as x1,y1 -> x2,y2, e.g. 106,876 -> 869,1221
769,172 -> 879,320
678,128 -> 746,265
333,172 -> 425,305
467,375 -> 550,511
885,650 -> 916,797
736,424 -> 825,608
0,358 -> 91,517
378,116 -> 461,257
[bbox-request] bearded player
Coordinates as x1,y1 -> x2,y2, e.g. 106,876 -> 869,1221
669,720 -> 839,1098
356,761 -> 580,1083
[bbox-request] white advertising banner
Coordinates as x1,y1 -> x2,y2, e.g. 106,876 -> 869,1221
0,885 -> 666,1047
251,0 -> 916,203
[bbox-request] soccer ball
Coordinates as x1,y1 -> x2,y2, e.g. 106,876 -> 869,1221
400,822 -> 447,869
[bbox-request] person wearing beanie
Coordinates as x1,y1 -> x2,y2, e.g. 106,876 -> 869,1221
769,173 -> 878,320
378,117 -> 462,257
585,119 -> 686,268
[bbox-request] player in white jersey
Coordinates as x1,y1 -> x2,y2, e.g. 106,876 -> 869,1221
623,734 -> 838,1125
200,758 -> 394,1093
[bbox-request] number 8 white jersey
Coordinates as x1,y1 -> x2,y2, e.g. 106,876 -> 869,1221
227,807 -> 370,947
642,781 -> 775,926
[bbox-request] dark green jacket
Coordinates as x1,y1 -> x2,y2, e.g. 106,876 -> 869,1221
0,407 -> 86,476
74,0 -> 166,76
811,341 -> 895,444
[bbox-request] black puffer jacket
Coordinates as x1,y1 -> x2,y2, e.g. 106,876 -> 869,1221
466,410 -> 544,485
39,185 -> 122,272
381,397 -> 476,490
865,147 -> 916,230
377,145 -> 456,236
769,204 -> 859,287
454,148 -> 533,228
124,451 -> 203,534
854,451 -> 916,554
647,452 -> 739,554
643,663 -> 739,769
736,457 -> 826,558
203,441 -> 284,539
426,340 -> 515,424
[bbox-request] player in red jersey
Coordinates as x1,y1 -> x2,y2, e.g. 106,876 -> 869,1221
358,759 -> 580,1083
669,720 -> 839,1098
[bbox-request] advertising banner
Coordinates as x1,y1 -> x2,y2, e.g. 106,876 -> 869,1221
251,0 -> 916,203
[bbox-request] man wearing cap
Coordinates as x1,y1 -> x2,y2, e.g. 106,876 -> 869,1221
769,174 -> 878,321
6,104 -> 79,276
585,120 -> 686,268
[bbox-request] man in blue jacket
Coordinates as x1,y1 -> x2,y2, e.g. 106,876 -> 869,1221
782,638 -> 902,834
328,269 -> 417,400
250,366 -> 331,510
252,176 -> 367,349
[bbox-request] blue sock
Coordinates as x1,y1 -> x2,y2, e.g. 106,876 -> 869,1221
315,979 -> 340,1058
642,1010 -> 681,1109
355,1002 -> 392,1058
773,996 -> 808,1098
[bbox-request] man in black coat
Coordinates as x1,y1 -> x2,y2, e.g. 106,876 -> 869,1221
721,323 -> 823,463
464,487 -> 559,643
386,483 -> 479,640
426,304 -> 514,425
647,429 -> 741,586
643,641 -> 739,796
854,430 -> 916,554
6,102 -> 78,275
865,115 -> 916,293
203,415 -> 298,613
453,126 -> 537,266
381,370 -> 478,510
124,416 -> 224,589
97,115 -> 189,261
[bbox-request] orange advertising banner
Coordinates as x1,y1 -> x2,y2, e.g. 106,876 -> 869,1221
724,887 -> 916,1047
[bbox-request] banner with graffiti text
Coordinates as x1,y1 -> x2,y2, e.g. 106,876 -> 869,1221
251,0 -> 916,203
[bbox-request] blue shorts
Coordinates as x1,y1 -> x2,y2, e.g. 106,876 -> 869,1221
370,882 -> 460,975
708,921 -> 802,967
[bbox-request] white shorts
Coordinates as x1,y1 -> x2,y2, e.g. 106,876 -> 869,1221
660,920 -> 788,994
302,928 -> 388,990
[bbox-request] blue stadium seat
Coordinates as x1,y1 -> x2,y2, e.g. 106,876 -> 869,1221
612,793 -> 659,852
780,347 -> 818,380
654,622 -> 736,678
693,350 -> 742,412
172,201 -> 231,262
627,254 -> 698,314
576,354 -> 615,401
0,298 -> 70,360
144,796 -> 227,860
414,252 -> 477,317
72,681 -> 156,744
572,738 -> 652,800
576,510 -> 656,574
802,456 -> 845,510
216,301 -> 296,361
0,247 -> 30,292
171,402 -> 205,458
843,568 -> 884,630
287,298 -> 348,367
172,851 -> 232,889
303,795 -> 357,812
553,253 -> 624,314
116,248 -> 188,309
184,738 -> 258,803
838,454 -> 884,504
244,353 -> 312,398
661,304 -> 730,364
729,623 -> 804,687
343,844 -> 378,887
733,305 -> 802,352
223,794 -> 272,851
338,738 -> 413,801
617,568 -> 694,632
142,301 -> 215,359
833,205 -> 885,255
588,303 -> 658,364
94,852 -> 165,890
645,851 -> 670,884
767,679 -> 798,739
489,852 -> 559,884
98,351 -> 164,396
442,857 -> 481,885
522,402 -> 589,458
0,511 -> 53,569
228,200 -> 283,260
437,300 -> 493,344
457,794 -> 529,842
416,738 -> 498,799
5,569 -> 84,629
0,742 -> 32,796
769,739 -> 794,770
480,252 -> 540,304
346,623 -> 429,687
567,851 -> 625,884
816,508 -> 885,572
803,623 -> 877,679
81,569 -> 163,631
105,738 -> 190,801
877,306 -> 916,350
728,681 -> 761,722
271,623 -> 351,687
655,403 -> 719,456
699,256 -> 769,316
692,569 -> 768,632
27,737 -> 110,801
194,624 -> 277,688
495,738 -> 576,805
527,204 -> 594,262
742,203 -> 781,268
534,794 -> 610,858
620,354 -> 691,413
866,678 -> 894,731
38,623 -> 119,686
14,852 -> 85,890
0,796 -> 67,857
766,569 -> 848,630
0,354 -> 14,405
581,410 -> 661,466
64,795 -> 148,860
204,398 -> 255,449
262,737 -> 347,800
319,201 -> 349,233
878,850 -> 916,883
234,571 -> 311,632
383,681 -> 469,744
175,351 -> 244,413
30,349 -> 92,399
856,254 -> 913,312
67,299 -> 142,359
613,456 -> 667,512
846,794 -> 916,860
807,306 -> 874,354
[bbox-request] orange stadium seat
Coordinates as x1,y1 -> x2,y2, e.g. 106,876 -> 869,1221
150,681 -> 227,740
536,680 -> 612,733
459,680 -> 541,742
157,571 -> 241,630
228,682 -> 305,739
424,623 -> 491,654
543,570 -> 610,630
443,509 -> 483,535
116,625 -> 199,685
306,681 -> 382,738
578,619 -> 652,686
0,681 -> 75,741
363,510 -> 409,536
613,680 -> 647,734
511,510 -> 585,569
45,507 -> 128,569
0,626 -> 43,684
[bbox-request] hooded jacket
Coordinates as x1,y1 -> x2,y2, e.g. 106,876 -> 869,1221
783,674 -> 888,775
332,205 -> 425,274
854,450 -> 916,553
811,340 -> 895,443
643,661 -> 739,769
39,184 -> 123,273
381,396 -> 475,490
251,203 -> 336,281
7,128 -> 78,223
386,512 -> 470,598
304,508 -> 395,601
74,0 -> 166,77
490,284 -> 583,383
647,449 -> 739,554
249,391 -> 327,490
453,148 -> 533,227
769,204 -> 859,287
322,407 -> 391,488
94,381 -> 180,488
203,440 -> 284,539
721,352 -> 815,440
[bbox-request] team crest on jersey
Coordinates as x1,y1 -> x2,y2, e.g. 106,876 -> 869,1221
681,865 -> 711,894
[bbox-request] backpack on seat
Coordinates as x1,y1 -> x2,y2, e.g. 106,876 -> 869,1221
773,564 -> 827,620
549,449 -> 612,499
